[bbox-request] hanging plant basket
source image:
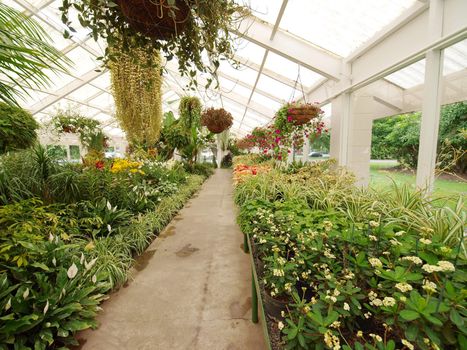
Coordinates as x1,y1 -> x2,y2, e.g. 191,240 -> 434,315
62,125 -> 76,133
115,0 -> 191,41
287,104 -> 321,125
201,107 -> 233,134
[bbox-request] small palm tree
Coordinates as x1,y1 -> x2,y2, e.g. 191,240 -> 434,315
0,3 -> 71,106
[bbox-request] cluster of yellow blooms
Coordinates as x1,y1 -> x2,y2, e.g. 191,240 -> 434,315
110,158 -> 145,175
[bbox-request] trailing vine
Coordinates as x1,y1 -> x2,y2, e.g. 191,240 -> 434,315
110,45 -> 163,146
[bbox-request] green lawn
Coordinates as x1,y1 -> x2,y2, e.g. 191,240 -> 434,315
369,160 -> 466,208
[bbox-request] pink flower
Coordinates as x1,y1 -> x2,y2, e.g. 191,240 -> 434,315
287,116 -> 293,122
275,129 -> 281,134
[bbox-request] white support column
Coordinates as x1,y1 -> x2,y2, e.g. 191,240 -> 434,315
216,136 -> 222,168
330,92 -> 352,166
302,135 -> 310,163
416,0 -> 445,193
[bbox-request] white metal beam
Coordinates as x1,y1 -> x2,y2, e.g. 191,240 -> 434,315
234,15 -> 342,80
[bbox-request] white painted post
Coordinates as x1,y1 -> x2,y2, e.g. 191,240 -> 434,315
330,92 -> 352,167
216,136 -> 222,168
287,146 -> 294,164
302,134 -> 310,163
415,0 -> 444,193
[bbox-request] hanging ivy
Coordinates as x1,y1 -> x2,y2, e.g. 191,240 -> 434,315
110,46 -> 163,146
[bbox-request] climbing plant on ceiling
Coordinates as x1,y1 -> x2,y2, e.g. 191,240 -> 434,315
110,46 -> 163,146
59,0 -> 246,88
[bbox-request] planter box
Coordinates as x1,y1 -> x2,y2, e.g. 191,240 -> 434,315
243,233 -> 275,350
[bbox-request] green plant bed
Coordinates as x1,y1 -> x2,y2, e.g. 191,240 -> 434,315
234,156 -> 466,350
0,165 -> 208,348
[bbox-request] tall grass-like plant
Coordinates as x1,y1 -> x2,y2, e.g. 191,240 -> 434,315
0,3 -> 70,106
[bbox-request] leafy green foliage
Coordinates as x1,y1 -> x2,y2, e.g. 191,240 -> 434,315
234,156 -> 466,350
371,101 -> 467,172
0,3 -> 71,106
0,103 -> 39,154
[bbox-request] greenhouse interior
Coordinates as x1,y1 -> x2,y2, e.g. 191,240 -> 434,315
0,0 -> 466,349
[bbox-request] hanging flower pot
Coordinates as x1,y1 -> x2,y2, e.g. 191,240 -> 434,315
62,125 -> 76,133
201,107 -> 233,134
115,0 -> 191,41
287,104 -> 321,125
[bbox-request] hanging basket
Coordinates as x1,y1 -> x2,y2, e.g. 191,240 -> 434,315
116,0 -> 190,41
62,125 -> 76,133
201,108 -> 233,134
287,105 -> 321,125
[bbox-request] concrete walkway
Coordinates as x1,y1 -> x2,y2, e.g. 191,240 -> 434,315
77,169 -> 265,350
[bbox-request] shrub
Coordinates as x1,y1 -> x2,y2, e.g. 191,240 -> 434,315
0,103 -> 39,154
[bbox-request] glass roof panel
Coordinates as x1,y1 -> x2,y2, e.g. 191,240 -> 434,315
385,60 -> 425,89
256,75 -> 300,101
443,39 -> 467,75
279,0 -> 417,57
264,52 -> 323,88
218,62 -> 258,86
67,85 -> 101,101
250,92 -> 281,112
232,38 -> 266,65
242,0 -> 282,24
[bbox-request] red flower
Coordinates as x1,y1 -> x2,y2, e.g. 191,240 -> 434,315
95,160 -> 105,170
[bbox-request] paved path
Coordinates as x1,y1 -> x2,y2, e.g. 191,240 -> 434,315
77,169 -> 265,350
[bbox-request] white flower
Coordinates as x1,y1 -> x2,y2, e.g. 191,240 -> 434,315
422,279 -> 437,293
369,235 -> 378,241
48,233 -> 54,242
357,331 -> 363,337
281,311 -> 286,318
106,201 -> 112,210
364,312 -> 372,319
278,321 -> 284,330
80,253 -> 85,265
92,274 -> 97,283
370,298 -> 383,307
85,258 -> 98,271
343,302 -> 350,311
369,333 -> 382,342
5,298 -> 11,311
395,282 -> 413,293
330,321 -> 341,329
67,263 -> 78,279
422,264 -> 442,273
401,339 -> 414,350
382,297 -> 396,307
400,256 -> 423,265
390,239 -> 402,246
22,288 -> 29,300
369,221 -> 379,228
419,238 -> 432,245
107,224 -> 112,233
437,260 -> 455,272
43,300 -> 49,314
52,257 -> 56,266
368,257 -> 383,268
395,231 -> 405,236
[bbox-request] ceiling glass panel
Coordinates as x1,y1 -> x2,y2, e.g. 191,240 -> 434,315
279,0 -> 417,57
250,92 -> 281,112
264,52 -> 323,88
240,0 -> 282,24
218,62 -> 258,86
256,75 -> 300,101
232,38 -> 266,65
385,60 -> 425,89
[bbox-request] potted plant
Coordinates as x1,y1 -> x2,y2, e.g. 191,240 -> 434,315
115,0 -> 190,40
201,107 -> 233,134
60,0 -> 246,88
